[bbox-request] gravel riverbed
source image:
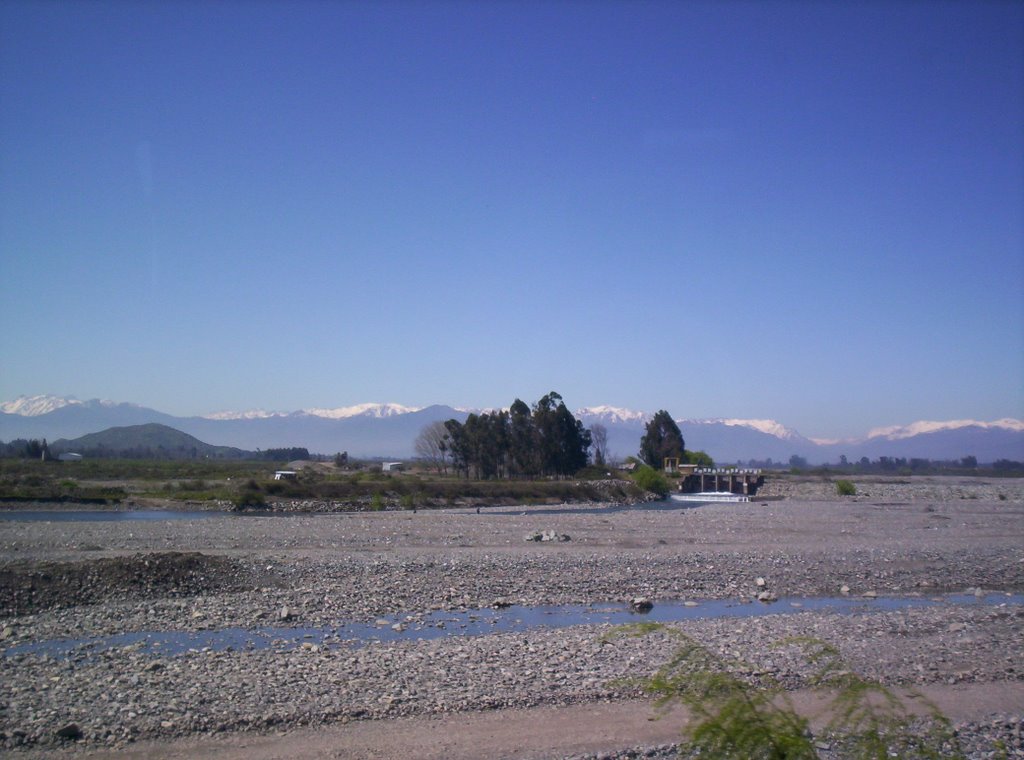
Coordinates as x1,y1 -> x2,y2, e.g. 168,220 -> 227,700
1,476 -> 1022,758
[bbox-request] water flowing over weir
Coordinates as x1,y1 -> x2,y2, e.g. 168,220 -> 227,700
5,593 -> 1021,660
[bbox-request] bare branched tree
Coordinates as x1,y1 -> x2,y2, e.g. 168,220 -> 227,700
590,423 -> 608,466
414,420 -> 451,474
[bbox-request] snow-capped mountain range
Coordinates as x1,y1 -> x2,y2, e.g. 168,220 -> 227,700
865,418 -> 1024,440
575,405 -> 650,425
204,403 -> 422,421
0,395 -> 129,417
1,395 -> 1021,463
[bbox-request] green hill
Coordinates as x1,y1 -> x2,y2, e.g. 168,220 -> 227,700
51,423 -> 251,460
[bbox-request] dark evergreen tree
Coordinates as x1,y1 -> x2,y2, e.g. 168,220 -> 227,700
462,411 -> 509,479
639,410 -> 684,469
445,391 -> 590,480
443,419 -> 470,477
483,410 -> 510,478
532,392 -> 564,476
532,391 -> 591,477
552,404 -> 591,475
508,398 -> 538,477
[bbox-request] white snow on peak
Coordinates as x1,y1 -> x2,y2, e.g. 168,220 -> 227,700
203,403 -> 422,420
575,406 -> 650,424
302,403 -> 422,419
0,395 -> 82,416
866,418 -> 1024,440
688,418 -> 804,440
203,409 -> 287,420
0,395 -> 136,416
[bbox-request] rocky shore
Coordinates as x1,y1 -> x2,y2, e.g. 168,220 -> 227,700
1,476 -> 1022,758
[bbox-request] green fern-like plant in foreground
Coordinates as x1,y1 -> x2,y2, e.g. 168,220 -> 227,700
606,624 -> 967,759
788,636 -> 964,759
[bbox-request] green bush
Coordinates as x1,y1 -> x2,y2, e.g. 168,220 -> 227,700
684,449 -> 715,468
610,625 -> 965,759
232,489 -> 265,508
836,479 -> 857,496
632,464 -> 670,497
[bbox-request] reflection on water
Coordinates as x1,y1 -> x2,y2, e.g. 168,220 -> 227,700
4,593 -> 1020,660
0,499 -> 709,522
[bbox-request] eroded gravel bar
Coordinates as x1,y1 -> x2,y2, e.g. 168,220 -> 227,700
1,481 -> 1022,756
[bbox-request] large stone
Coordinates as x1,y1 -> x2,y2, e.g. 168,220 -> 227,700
630,597 -> 653,613
526,529 -> 571,542
56,723 -> 82,740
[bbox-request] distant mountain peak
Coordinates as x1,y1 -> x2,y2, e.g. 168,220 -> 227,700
0,395 -> 80,416
202,409 -> 287,420
4,394 -> 1021,464
684,418 -> 805,441
575,406 -> 650,424
201,402 -> 424,421
301,403 -> 422,419
454,406 -> 506,416
866,418 -> 1024,441
0,395 -> 130,416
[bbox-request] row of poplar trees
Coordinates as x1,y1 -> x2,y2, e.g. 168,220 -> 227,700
443,392 -> 591,479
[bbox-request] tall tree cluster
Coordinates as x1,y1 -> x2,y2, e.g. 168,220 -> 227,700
439,392 -> 592,479
639,410 -> 685,468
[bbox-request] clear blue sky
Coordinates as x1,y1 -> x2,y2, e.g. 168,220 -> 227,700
1,0 -> 1021,438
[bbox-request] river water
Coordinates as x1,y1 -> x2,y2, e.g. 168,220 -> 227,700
0,509 -> 232,522
4,593 -> 1021,660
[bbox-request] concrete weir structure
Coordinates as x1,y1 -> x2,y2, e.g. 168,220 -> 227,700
674,464 -> 765,497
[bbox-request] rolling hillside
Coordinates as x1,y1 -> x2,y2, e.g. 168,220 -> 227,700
50,424 -> 251,460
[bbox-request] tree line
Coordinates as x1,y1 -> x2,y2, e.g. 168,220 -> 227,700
416,391 -> 592,479
0,438 -> 52,459
781,454 -> 1023,474
415,398 -> 712,480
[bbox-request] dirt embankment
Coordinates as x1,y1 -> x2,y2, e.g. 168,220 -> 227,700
0,553 -> 277,616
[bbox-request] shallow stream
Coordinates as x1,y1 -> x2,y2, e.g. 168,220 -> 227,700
4,593 -> 1020,660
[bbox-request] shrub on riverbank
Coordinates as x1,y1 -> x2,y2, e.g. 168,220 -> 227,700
613,624 -> 965,759
836,479 -> 857,496
0,457 -> 648,509
630,464 -> 670,497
